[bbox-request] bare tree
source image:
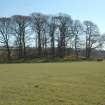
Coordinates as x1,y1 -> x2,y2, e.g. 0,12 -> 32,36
48,16 -> 57,58
84,21 -> 100,58
11,15 -> 29,58
56,13 -> 73,58
0,17 -> 12,60
30,13 -> 48,57
72,20 -> 83,58
42,16 -> 49,57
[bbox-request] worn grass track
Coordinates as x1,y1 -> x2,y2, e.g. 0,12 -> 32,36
0,62 -> 105,105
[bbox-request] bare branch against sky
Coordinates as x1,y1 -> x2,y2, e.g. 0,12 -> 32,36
0,0 -> 105,33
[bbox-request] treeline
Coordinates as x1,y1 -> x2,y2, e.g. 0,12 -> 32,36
0,12 -> 105,61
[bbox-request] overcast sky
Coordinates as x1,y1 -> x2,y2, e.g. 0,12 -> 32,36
0,0 -> 105,33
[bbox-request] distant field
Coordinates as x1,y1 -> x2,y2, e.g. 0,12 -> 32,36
0,62 -> 105,105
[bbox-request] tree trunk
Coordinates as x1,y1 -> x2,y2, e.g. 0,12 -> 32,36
38,31 -> 42,57
51,33 -> 55,58
6,43 -> 11,60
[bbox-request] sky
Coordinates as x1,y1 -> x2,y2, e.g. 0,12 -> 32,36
0,0 -> 105,33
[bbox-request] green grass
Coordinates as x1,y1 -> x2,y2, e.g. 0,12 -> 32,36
0,62 -> 105,105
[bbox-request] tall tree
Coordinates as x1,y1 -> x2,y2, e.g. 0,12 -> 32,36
56,14 -> 73,58
30,13 -> 48,57
72,20 -> 83,58
84,21 -> 100,58
48,16 -> 57,58
11,15 -> 29,58
0,17 -> 12,60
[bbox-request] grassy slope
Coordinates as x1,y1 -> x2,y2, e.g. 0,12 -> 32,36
0,62 -> 105,105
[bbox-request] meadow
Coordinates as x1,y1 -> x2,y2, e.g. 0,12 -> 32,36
0,62 -> 105,105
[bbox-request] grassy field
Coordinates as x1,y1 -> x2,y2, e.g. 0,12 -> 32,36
0,62 -> 105,105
